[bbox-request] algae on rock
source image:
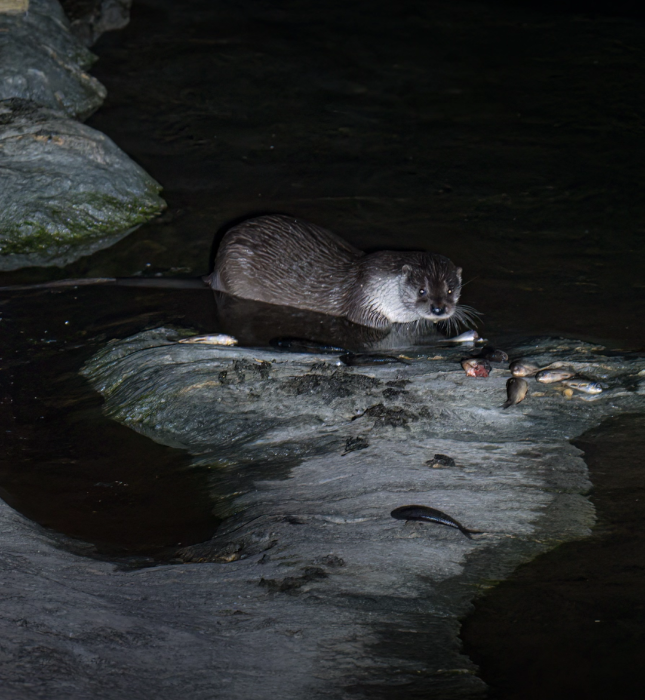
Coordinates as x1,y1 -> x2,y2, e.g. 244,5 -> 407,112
0,99 -> 166,270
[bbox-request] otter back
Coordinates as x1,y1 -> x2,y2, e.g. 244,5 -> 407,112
207,215 -> 363,318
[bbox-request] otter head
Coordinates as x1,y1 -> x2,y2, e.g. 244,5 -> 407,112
401,255 -> 462,322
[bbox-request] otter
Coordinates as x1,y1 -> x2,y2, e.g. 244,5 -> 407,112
204,215 -> 464,330
0,214 -> 467,331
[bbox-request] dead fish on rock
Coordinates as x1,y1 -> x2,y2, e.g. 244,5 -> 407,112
509,360 -> 540,377
439,330 -> 483,343
340,353 -> 410,366
269,337 -> 348,354
478,346 -> 509,363
178,334 -> 238,346
391,505 -> 481,539
535,369 -> 575,384
461,358 -> 492,377
561,379 -> 603,394
503,377 -> 529,408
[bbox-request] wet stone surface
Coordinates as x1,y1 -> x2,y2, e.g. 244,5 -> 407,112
0,98 -> 166,269
0,0 -> 105,117
0,330 -> 641,699
60,0 -> 133,47
0,0 -> 164,271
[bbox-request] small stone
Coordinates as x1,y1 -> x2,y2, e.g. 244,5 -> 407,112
426,453 -> 456,468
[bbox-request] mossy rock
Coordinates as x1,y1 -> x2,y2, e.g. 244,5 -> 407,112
0,99 -> 166,270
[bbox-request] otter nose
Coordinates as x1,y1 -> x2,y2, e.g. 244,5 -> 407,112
431,305 -> 446,316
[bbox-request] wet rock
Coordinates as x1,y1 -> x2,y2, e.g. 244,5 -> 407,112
283,371 -> 380,400
177,541 -> 242,564
75,330 -> 645,696
0,331 -> 643,700
342,435 -> 369,455
259,566 -> 328,594
60,0 -> 132,47
0,0 -> 106,118
427,453 -> 457,468
0,99 -> 165,270
355,402 -> 417,428
381,386 -> 407,399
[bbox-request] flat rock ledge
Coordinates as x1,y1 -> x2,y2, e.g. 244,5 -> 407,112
0,330 -> 642,699
0,98 -> 165,270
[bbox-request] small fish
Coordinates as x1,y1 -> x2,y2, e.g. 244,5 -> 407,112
503,377 -> 529,408
535,369 -> 575,384
509,360 -> 540,377
391,505 -> 481,539
340,353 -> 410,366
440,330 -> 481,343
561,379 -> 603,394
461,358 -> 492,377
479,347 -> 509,363
178,334 -> 238,346
269,337 -> 348,354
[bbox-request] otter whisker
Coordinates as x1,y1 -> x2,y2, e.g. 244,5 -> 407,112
442,304 -> 481,334
459,276 -> 479,289
457,304 -> 483,321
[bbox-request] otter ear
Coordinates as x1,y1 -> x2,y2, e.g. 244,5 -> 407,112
456,267 -> 463,280
402,264 -> 411,277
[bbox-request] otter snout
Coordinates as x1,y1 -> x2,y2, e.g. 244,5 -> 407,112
431,305 -> 446,316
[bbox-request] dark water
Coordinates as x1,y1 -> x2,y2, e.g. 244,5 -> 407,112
462,413 -> 645,700
1,0 -> 645,694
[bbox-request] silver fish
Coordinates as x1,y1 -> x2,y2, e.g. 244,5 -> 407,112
440,330 -> 481,343
178,334 -> 238,346
535,369 -> 575,384
561,379 -> 603,394
509,361 -> 540,377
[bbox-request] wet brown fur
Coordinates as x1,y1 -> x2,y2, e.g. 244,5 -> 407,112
206,215 -> 463,329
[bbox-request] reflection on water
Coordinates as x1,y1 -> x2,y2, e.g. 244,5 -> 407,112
214,291 -> 451,350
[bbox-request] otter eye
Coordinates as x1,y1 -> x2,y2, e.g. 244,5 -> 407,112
447,289 -> 452,295
418,288 -> 427,297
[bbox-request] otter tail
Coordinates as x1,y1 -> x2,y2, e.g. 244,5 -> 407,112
0,277 -> 210,292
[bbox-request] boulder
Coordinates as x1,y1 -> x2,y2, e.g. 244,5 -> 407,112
60,0 -> 133,47
0,0 -> 106,118
0,99 -> 165,270
0,330 -> 630,698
